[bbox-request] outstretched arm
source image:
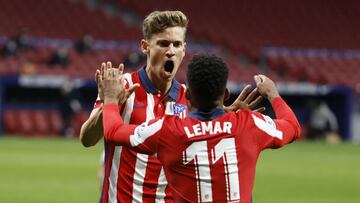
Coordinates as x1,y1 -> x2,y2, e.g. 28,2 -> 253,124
80,62 -> 138,147
102,103 -> 161,155
79,62 -> 107,147
80,105 -> 104,147
100,65 -> 156,154
102,103 -> 134,145
252,75 -> 301,149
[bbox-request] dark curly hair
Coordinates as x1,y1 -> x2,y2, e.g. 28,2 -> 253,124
187,53 -> 228,111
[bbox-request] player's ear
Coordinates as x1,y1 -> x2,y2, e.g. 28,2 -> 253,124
224,88 -> 230,101
141,39 -> 149,55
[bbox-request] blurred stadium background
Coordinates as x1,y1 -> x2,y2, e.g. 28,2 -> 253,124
0,0 -> 360,202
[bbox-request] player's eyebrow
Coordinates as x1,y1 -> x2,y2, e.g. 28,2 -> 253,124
157,39 -> 183,47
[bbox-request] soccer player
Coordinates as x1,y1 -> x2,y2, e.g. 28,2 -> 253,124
80,11 -> 263,202
100,53 -> 301,203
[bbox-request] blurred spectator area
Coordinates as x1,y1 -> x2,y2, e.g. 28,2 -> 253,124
0,0 -> 141,40
0,0 -> 359,86
0,45 -> 130,79
3,108 -> 89,137
0,0 -> 359,138
0,0 -> 359,85
264,48 -> 360,88
116,0 -> 360,57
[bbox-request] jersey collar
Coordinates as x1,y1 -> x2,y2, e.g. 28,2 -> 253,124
187,108 -> 226,121
138,66 -> 180,100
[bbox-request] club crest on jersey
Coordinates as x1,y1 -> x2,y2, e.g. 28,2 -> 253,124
174,103 -> 187,118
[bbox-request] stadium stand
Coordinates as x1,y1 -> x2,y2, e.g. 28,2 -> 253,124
0,0 -> 359,139
116,0 -> 360,57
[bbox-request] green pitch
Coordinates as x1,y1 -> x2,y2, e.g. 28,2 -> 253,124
0,136 -> 359,203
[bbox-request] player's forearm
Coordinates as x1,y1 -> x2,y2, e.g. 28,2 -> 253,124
272,97 -> 301,141
103,103 -> 135,145
80,106 -> 104,147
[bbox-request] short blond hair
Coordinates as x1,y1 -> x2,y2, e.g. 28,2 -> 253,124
143,10 -> 188,40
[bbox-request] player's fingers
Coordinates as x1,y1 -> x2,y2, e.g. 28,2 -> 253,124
95,69 -> 100,82
104,66 -> 108,79
114,68 -> 119,77
105,65 -> 111,79
114,68 -> 119,79
237,84 -> 251,102
254,75 -> 262,85
118,63 -> 124,75
106,61 -> 112,70
100,62 -> 105,76
111,68 -> 115,78
258,75 -> 268,83
248,95 -> 263,109
254,107 -> 266,113
99,74 -> 103,84
97,70 -> 103,84
126,83 -> 140,97
244,87 -> 258,104
223,105 -> 233,113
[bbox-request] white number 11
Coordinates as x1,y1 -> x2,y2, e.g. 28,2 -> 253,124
182,138 -> 240,202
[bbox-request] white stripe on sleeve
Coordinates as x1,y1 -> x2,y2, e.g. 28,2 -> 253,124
129,118 -> 164,147
252,114 -> 283,139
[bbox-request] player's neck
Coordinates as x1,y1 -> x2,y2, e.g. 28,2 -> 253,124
146,68 -> 172,94
190,103 -> 224,113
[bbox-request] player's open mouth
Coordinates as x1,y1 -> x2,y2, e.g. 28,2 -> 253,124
164,60 -> 174,74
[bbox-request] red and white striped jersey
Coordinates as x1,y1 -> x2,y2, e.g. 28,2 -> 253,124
98,67 -> 188,203
102,97 -> 301,203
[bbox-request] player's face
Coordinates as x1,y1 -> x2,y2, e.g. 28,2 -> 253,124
142,26 -> 186,83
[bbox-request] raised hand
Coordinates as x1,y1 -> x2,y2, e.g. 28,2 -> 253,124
254,74 -> 280,103
95,62 -> 113,101
101,63 -> 125,104
224,84 -> 266,113
96,61 -> 139,105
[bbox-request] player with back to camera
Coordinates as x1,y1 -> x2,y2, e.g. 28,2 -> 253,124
99,53 -> 302,203
80,11 -> 264,202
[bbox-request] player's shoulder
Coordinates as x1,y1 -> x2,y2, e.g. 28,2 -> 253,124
175,83 -> 187,100
162,114 -> 189,128
156,115 -> 185,138
163,114 -> 180,122
236,110 -> 275,131
233,109 -> 262,125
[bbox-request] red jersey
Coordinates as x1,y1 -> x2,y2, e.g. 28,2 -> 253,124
102,97 -> 301,203
98,67 -> 188,203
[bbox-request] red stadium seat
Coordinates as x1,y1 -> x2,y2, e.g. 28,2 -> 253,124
71,111 -> 90,137
3,110 -> 18,134
17,110 -> 35,135
48,111 -> 63,135
32,110 -> 52,136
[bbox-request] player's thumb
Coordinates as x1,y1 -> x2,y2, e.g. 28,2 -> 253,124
126,83 -> 140,97
254,75 -> 262,86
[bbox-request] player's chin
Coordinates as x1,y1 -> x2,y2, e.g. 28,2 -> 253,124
161,72 -> 174,81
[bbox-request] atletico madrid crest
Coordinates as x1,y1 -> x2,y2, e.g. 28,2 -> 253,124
173,103 -> 187,118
